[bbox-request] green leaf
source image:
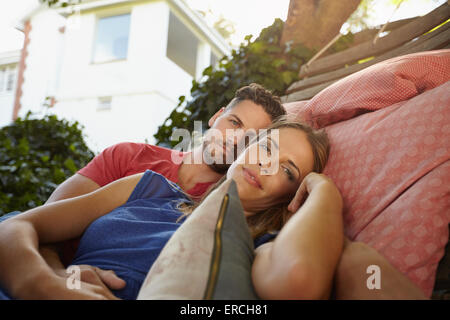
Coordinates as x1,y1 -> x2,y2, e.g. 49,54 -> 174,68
64,158 -> 78,173
0,111 -> 94,215
281,71 -> 295,85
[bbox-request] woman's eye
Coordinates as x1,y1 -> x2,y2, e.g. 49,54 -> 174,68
283,167 -> 294,181
230,119 -> 239,127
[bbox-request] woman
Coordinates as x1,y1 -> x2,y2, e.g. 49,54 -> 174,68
0,118 -> 343,300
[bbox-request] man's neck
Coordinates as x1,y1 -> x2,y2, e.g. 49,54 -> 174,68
177,146 -> 224,191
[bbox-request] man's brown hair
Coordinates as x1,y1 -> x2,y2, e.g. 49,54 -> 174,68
227,83 -> 286,121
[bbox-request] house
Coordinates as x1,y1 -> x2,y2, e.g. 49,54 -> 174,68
0,50 -> 20,127
11,0 -> 231,152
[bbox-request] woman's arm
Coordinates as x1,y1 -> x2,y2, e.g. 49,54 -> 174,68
0,172 -> 144,299
252,173 -> 344,300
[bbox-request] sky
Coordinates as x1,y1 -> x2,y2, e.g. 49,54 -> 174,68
184,0 -> 290,46
0,0 -> 447,53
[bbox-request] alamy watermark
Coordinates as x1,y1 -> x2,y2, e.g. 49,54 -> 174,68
170,121 -> 281,175
66,265 -> 81,290
366,265 -> 381,290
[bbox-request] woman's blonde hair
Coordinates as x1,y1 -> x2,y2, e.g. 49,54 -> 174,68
178,116 -> 330,239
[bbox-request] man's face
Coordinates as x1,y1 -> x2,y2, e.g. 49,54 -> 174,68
203,99 -> 273,174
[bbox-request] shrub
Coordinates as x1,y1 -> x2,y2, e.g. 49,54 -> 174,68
0,111 -> 94,215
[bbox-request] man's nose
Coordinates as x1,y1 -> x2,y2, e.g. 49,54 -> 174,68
224,129 -> 244,146
233,129 -> 245,144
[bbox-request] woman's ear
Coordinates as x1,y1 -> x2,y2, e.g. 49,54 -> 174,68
208,107 -> 225,127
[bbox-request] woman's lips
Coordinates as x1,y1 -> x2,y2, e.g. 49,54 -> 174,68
242,167 -> 263,190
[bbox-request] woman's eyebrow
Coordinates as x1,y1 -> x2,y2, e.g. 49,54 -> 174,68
266,135 -> 302,178
287,159 -> 302,178
266,136 -> 279,149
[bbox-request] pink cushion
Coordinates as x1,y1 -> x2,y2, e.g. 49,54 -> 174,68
322,82 -> 450,296
285,50 -> 450,128
284,50 -> 450,297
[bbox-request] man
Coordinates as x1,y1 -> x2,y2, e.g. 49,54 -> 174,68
46,83 -> 284,203
37,83 -> 287,292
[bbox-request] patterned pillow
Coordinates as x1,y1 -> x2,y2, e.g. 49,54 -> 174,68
320,82 -> 450,297
285,49 -> 450,128
137,179 -> 260,300
284,51 -> 450,297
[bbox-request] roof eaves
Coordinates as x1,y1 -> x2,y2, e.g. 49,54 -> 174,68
168,0 -> 232,57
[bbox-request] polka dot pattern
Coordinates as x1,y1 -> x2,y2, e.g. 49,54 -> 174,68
285,50 -> 450,297
285,50 -> 450,129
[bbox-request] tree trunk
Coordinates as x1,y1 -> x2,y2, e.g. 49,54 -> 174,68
281,0 -> 362,50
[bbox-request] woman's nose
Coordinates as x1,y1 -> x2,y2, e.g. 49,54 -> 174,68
259,161 -> 271,175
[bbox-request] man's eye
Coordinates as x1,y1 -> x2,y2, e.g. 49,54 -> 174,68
230,119 -> 239,127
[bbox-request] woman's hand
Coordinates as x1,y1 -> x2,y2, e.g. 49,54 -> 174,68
288,172 -> 342,213
253,172 -> 344,299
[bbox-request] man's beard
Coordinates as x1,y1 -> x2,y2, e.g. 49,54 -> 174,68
202,140 -> 238,174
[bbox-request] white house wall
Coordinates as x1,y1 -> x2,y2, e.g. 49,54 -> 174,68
52,93 -> 176,152
19,0 -> 218,153
19,9 -> 66,117
0,91 -> 15,127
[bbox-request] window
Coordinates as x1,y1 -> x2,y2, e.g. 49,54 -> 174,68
166,11 -> 198,77
210,52 -> 220,68
6,71 -> 15,92
93,13 -> 131,63
0,67 -> 16,93
97,96 -> 112,110
0,69 -> 4,92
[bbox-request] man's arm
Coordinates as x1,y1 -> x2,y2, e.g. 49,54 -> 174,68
334,238 -> 428,300
41,173 -> 126,294
46,173 -> 100,204
40,173 -> 101,271
0,173 -> 143,299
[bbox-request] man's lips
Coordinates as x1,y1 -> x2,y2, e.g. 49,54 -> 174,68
242,167 -> 263,190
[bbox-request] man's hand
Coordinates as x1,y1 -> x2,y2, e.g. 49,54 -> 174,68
41,245 -> 126,297
55,264 -> 126,294
40,273 -> 123,300
15,265 -> 126,300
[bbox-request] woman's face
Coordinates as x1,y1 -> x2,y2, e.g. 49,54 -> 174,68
227,127 -> 315,214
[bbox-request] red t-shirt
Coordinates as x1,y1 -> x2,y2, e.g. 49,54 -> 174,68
78,142 -> 213,198
61,142 -> 214,266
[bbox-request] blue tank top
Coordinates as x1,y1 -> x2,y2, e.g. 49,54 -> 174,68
70,170 -> 186,299
0,170 -> 275,300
